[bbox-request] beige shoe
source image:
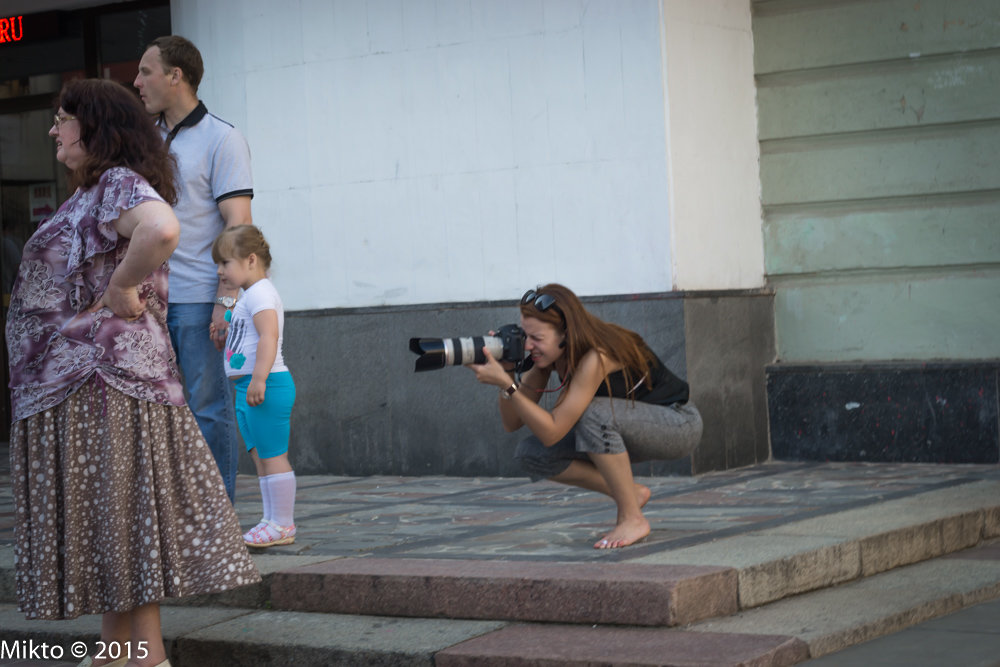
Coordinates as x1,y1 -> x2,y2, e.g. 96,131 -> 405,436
77,658 -> 128,667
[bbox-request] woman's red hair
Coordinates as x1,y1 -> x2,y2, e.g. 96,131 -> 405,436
520,283 -> 656,396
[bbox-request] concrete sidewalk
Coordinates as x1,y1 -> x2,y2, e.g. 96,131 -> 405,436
226,459 -> 998,563
1,459 -> 999,665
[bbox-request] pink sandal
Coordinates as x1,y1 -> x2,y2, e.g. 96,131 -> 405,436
243,519 -> 296,547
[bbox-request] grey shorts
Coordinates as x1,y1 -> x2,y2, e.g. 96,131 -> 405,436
514,397 -> 703,480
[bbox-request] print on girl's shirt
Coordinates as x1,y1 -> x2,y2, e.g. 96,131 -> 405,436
226,317 -> 248,369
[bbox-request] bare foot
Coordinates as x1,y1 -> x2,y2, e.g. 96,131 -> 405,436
635,483 -> 651,509
594,515 -> 650,549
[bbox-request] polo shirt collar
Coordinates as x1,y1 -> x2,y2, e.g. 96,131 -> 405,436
161,100 -> 208,146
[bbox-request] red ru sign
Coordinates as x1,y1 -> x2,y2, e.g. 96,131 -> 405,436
0,16 -> 24,44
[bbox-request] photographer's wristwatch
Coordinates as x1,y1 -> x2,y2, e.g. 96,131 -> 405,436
500,382 -> 518,400
215,296 -> 237,308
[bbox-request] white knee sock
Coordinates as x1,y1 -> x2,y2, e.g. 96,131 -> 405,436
264,471 -> 296,528
259,477 -> 272,522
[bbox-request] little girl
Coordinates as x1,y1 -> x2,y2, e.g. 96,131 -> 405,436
211,225 -> 297,547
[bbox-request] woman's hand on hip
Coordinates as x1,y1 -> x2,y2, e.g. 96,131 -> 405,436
90,284 -> 145,321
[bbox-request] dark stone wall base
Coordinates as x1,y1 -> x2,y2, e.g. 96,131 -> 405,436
767,363 -> 1000,464
684,292 -> 775,474
243,290 -> 776,477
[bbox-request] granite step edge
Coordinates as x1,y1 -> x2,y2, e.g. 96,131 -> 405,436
269,558 -> 739,627
0,601 -> 810,667
3,544 -> 997,667
634,479 -> 1000,609
684,540 -> 1000,660
0,603 -> 506,667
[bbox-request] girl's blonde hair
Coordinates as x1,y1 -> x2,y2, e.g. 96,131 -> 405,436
211,224 -> 273,269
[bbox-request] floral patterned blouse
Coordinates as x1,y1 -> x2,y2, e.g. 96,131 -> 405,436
6,167 -> 186,422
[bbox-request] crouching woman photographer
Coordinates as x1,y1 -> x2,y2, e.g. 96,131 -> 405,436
469,284 -> 702,549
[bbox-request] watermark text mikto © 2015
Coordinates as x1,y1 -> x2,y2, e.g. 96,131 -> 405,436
0,638 -> 149,661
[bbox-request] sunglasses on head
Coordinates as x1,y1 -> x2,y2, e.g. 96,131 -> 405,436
521,289 -> 566,327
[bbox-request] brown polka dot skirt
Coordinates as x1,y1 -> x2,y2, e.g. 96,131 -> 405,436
9,377 -> 261,620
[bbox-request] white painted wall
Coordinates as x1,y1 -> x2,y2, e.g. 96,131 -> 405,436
171,0 -> 763,310
661,0 -> 764,291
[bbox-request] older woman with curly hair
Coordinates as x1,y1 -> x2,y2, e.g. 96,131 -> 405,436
7,79 -> 259,667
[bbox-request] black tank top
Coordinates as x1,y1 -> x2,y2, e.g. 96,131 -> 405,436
593,349 -> 689,406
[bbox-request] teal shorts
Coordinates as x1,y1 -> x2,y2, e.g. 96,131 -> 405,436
233,371 -> 296,459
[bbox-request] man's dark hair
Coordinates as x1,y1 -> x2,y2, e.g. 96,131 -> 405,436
149,35 -> 204,93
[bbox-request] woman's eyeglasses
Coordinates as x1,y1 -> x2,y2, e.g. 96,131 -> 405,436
521,289 -> 566,327
52,114 -> 77,128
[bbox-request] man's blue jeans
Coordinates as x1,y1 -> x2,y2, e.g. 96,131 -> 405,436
167,302 -> 239,501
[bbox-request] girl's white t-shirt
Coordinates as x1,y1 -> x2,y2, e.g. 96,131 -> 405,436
223,278 -> 288,378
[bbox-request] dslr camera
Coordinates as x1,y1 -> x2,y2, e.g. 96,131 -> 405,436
409,324 -> 526,372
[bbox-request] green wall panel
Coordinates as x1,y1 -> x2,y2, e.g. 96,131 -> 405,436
764,193 -> 1000,275
754,0 -> 1000,363
774,271 -> 1000,361
761,122 -> 1000,206
753,0 -> 1000,74
758,50 -> 1000,140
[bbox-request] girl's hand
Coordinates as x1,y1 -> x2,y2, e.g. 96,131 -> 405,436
89,283 -> 145,320
247,378 -> 266,406
469,347 -> 513,388
249,310 -> 278,405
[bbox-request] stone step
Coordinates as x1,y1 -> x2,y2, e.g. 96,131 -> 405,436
434,625 -> 809,667
256,480 -> 1000,628
269,558 -> 738,626
634,478 -> 1000,610
1,542 -> 997,666
0,602 -> 809,666
686,539 -> 1000,660
0,603 -> 504,667
2,471 -> 999,665
433,543 -> 1000,666
3,479 -> 997,631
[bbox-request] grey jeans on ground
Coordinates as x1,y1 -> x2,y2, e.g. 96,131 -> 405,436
514,398 -> 703,480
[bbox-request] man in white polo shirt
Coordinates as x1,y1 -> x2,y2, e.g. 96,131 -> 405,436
134,35 -> 252,502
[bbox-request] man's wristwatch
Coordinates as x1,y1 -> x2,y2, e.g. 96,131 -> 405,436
215,296 -> 237,308
500,382 -> 518,400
